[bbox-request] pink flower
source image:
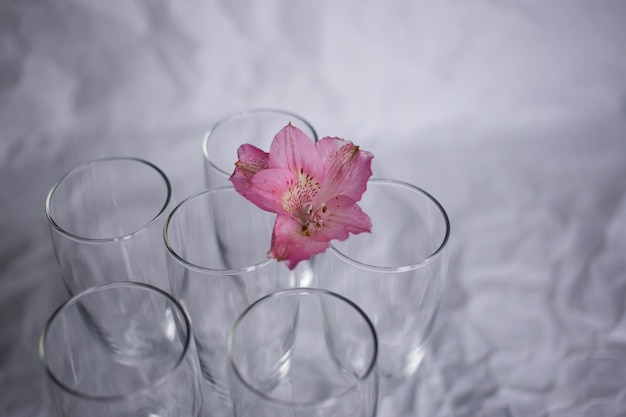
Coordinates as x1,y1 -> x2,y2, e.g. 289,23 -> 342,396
230,123 -> 373,269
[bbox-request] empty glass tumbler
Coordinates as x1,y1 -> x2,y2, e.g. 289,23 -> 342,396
164,187 -> 301,402
228,288 -> 379,417
314,178 -> 450,395
202,109 -> 318,189
45,157 -> 173,294
39,282 -> 202,417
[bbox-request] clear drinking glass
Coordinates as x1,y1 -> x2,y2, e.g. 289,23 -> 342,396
202,108 -> 318,189
313,178 -> 450,395
39,282 -> 202,417
45,157 -> 173,294
228,288 -> 379,417
164,187 -> 301,405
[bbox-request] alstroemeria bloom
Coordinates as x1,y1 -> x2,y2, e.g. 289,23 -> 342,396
230,123 -> 373,269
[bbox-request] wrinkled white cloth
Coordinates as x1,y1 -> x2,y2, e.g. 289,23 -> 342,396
2,1 -> 626,416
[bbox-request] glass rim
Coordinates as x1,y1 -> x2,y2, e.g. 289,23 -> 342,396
201,108 -> 319,178
45,157 -> 173,244
227,287 -> 379,408
39,281 -> 194,402
163,186 -> 277,276
329,178 -> 451,273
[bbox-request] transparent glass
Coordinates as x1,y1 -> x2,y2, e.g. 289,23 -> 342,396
45,157 -> 173,294
202,108 -> 318,189
164,187 -> 301,407
313,179 -> 450,395
39,282 -> 202,417
228,288 -> 379,417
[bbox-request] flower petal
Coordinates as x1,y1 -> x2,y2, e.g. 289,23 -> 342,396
247,168 -> 296,216
310,195 -> 372,243
229,144 -> 269,199
269,215 -> 330,270
268,124 -> 324,180
315,137 -> 373,203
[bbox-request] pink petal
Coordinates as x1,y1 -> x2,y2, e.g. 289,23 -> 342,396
268,124 -> 324,181
247,168 -> 296,216
229,144 -> 269,199
310,195 -> 372,243
315,137 -> 373,203
269,215 -> 330,270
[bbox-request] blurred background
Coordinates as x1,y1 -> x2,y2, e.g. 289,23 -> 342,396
1,1 -> 626,416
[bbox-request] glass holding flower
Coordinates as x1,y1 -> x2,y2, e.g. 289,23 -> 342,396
163,187 -> 300,415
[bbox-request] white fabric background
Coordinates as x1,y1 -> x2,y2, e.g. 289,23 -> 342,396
1,1 -> 626,416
